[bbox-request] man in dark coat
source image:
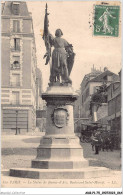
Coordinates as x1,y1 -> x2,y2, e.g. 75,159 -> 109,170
91,131 -> 101,154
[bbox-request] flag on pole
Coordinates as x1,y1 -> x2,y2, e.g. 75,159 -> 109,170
43,4 -> 51,65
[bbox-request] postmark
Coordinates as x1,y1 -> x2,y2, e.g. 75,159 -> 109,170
94,5 -> 120,37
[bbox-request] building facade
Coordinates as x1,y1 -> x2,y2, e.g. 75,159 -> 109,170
90,83 -> 108,129
80,67 -> 102,118
1,1 -> 41,133
36,68 -> 43,110
73,90 -> 81,119
80,67 -> 119,121
107,77 -> 121,135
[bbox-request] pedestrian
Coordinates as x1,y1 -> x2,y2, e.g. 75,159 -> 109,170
90,133 -> 95,151
92,131 -> 100,154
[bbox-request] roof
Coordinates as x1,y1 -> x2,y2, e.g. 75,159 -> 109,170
83,70 -> 102,81
2,1 -> 30,17
106,81 -> 120,89
81,70 -> 102,88
90,70 -> 118,82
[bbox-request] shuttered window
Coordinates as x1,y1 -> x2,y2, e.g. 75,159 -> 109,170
14,38 -> 20,51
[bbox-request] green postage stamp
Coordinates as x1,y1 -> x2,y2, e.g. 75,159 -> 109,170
94,5 -> 120,37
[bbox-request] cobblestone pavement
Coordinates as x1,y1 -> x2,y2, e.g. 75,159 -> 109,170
1,135 -> 122,188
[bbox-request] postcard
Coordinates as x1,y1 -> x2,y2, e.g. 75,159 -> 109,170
1,1 -> 122,194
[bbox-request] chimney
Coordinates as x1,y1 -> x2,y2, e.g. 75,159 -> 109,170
104,67 -> 108,71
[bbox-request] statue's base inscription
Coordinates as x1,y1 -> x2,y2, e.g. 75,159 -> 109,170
51,108 -> 69,128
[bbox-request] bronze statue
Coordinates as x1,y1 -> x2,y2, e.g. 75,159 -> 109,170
43,4 -> 75,85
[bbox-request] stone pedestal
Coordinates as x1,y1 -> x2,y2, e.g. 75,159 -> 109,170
10,86 -> 109,179
32,86 -> 88,169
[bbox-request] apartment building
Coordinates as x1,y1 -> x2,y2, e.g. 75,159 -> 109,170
1,1 -> 41,133
107,71 -> 121,134
80,67 -> 119,119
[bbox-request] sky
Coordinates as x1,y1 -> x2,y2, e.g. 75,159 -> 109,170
27,1 -> 121,92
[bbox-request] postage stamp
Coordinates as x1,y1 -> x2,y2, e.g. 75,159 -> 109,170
94,5 -> 120,37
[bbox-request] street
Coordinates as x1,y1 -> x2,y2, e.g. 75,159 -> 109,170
1,134 -> 122,188
2,135 -> 121,170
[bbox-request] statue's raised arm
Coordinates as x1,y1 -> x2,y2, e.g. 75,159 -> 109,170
43,4 -> 75,86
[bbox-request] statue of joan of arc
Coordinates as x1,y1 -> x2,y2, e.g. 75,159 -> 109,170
43,4 -> 75,85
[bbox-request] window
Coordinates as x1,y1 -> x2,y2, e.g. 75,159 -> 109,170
11,74 -> 20,87
13,20 -> 20,32
11,56 -> 20,70
14,38 -> 20,51
12,3 -> 20,15
107,76 -> 112,82
12,92 -> 19,104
